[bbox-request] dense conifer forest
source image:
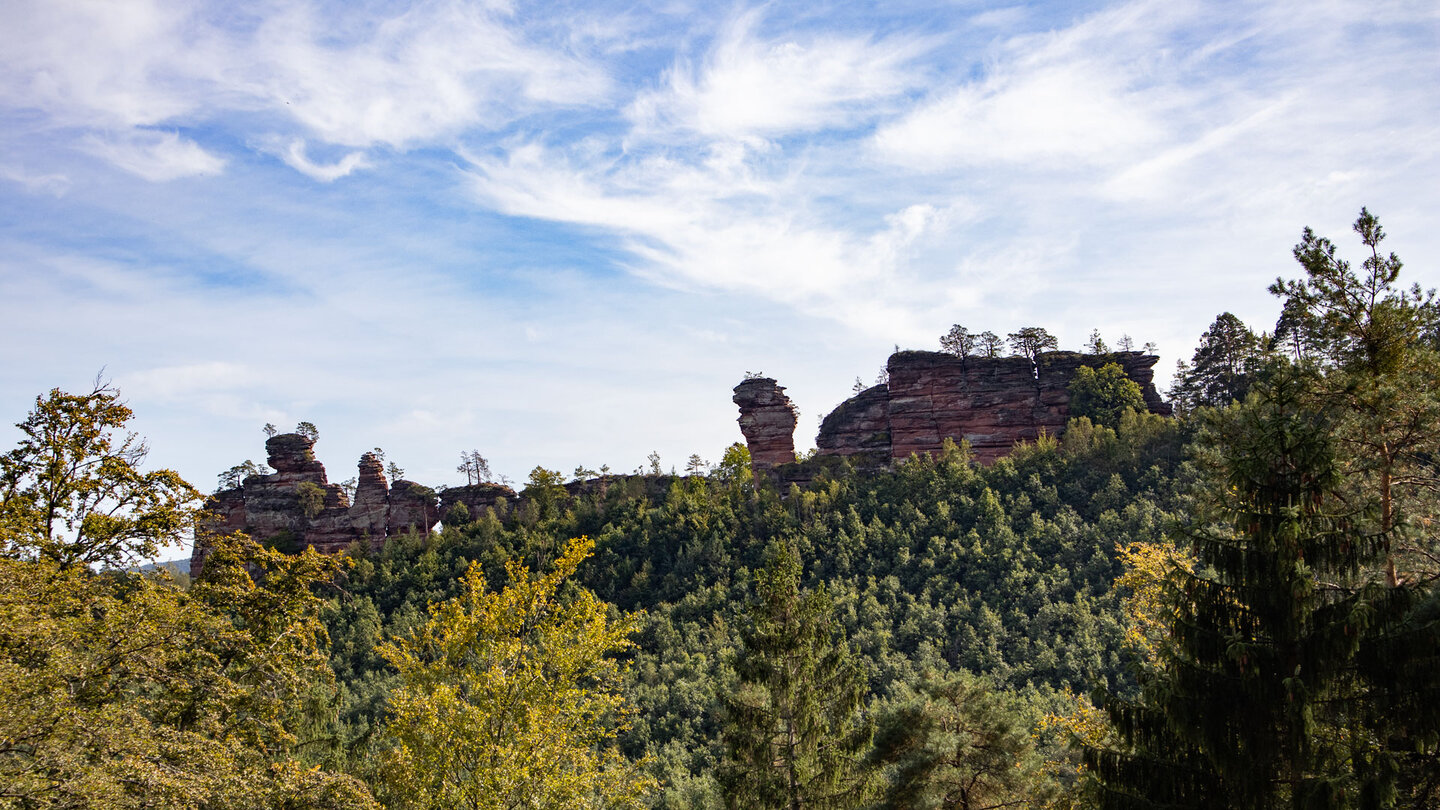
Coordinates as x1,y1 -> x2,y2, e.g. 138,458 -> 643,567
3,210 -> 1439,808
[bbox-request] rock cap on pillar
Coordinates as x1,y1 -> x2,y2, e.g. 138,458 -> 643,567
732,377 -> 798,473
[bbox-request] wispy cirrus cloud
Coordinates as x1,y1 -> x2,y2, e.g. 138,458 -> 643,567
265,138 -> 370,182
464,135 -> 985,341
244,0 -> 613,149
871,0 -> 1190,169
0,0 -> 208,129
0,0 -> 615,180
79,130 -> 227,181
627,7 -> 932,141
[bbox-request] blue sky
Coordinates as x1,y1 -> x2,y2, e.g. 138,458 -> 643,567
3,0 -> 1439,543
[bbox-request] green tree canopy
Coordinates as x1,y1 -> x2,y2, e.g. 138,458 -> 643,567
720,542 -> 871,809
1270,208 -> 1440,586
940,325 -> 978,357
1272,207 -> 1434,374
0,381 -> 202,570
0,536 -> 376,809
1068,363 -> 1145,428
1088,211 -> 1440,807
1170,312 -> 1264,412
870,671 -> 1055,810
1007,327 -> 1059,365
977,331 -> 1004,358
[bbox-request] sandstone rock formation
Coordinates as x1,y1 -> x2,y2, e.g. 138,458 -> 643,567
191,433 -> 441,573
439,482 -> 518,523
732,377 -> 799,473
740,350 -> 1171,472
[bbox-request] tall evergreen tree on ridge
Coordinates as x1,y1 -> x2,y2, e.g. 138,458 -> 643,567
720,542 -> 871,810
1271,208 -> 1440,588
1088,210 -> 1440,808
1170,312 -> 1264,413
1090,367 -> 1396,808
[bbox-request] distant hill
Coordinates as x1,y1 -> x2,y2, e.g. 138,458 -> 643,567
138,557 -> 191,580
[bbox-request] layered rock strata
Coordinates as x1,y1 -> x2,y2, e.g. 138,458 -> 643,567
192,434 -> 441,573
439,482 -> 518,523
732,378 -> 799,473
748,350 -> 1171,471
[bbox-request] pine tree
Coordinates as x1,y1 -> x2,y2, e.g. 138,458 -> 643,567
1092,211 -> 1440,808
869,671 -> 1054,809
1270,209 -> 1440,587
720,542 -> 871,809
1089,368 -> 1397,808
1170,312 -> 1264,412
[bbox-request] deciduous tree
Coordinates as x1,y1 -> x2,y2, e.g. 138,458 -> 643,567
376,536 -> 653,809
0,534 -> 376,809
1068,363 -> 1145,428
0,381 -> 202,569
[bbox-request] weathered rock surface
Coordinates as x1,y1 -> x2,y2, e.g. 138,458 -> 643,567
387,480 -> 440,537
818,350 -> 1170,465
739,350 -> 1172,474
732,378 -> 798,473
439,482 -> 518,523
349,452 -> 389,535
191,433 -> 441,573
815,384 -> 892,467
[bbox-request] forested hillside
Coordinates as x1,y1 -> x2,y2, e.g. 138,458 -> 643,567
322,408 -> 1187,806
2,210 -> 1438,809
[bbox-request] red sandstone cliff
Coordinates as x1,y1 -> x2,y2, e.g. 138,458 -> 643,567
761,350 -> 1171,470
191,433 -> 442,573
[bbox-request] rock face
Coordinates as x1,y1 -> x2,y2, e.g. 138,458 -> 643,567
732,378 -> 799,473
815,383 -> 892,467
191,433 -> 441,574
439,483 -> 518,523
348,452 -> 390,535
740,350 -> 1172,472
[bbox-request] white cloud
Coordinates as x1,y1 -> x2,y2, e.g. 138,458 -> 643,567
871,1 -> 1184,169
464,139 -> 984,339
873,60 -> 1165,168
628,7 -> 930,140
126,361 -> 259,399
276,138 -> 370,182
247,1 -> 613,149
79,130 -> 226,181
0,0 -> 206,128
4,0 -> 1440,519
0,164 -> 71,196
0,0 -> 615,173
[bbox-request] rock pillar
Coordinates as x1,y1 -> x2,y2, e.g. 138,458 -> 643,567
733,377 -> 798,473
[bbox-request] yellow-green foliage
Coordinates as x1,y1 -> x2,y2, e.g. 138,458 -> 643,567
0,538 -> 377,809
376,535 -> 655,809
0,382 -> 202,570
1114,537 -> 1194,665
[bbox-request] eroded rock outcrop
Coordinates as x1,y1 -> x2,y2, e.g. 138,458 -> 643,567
191,433 -> 441,573
439,482 -> 517,523
742,350 -> 1171,472
732,377 -> 799,473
